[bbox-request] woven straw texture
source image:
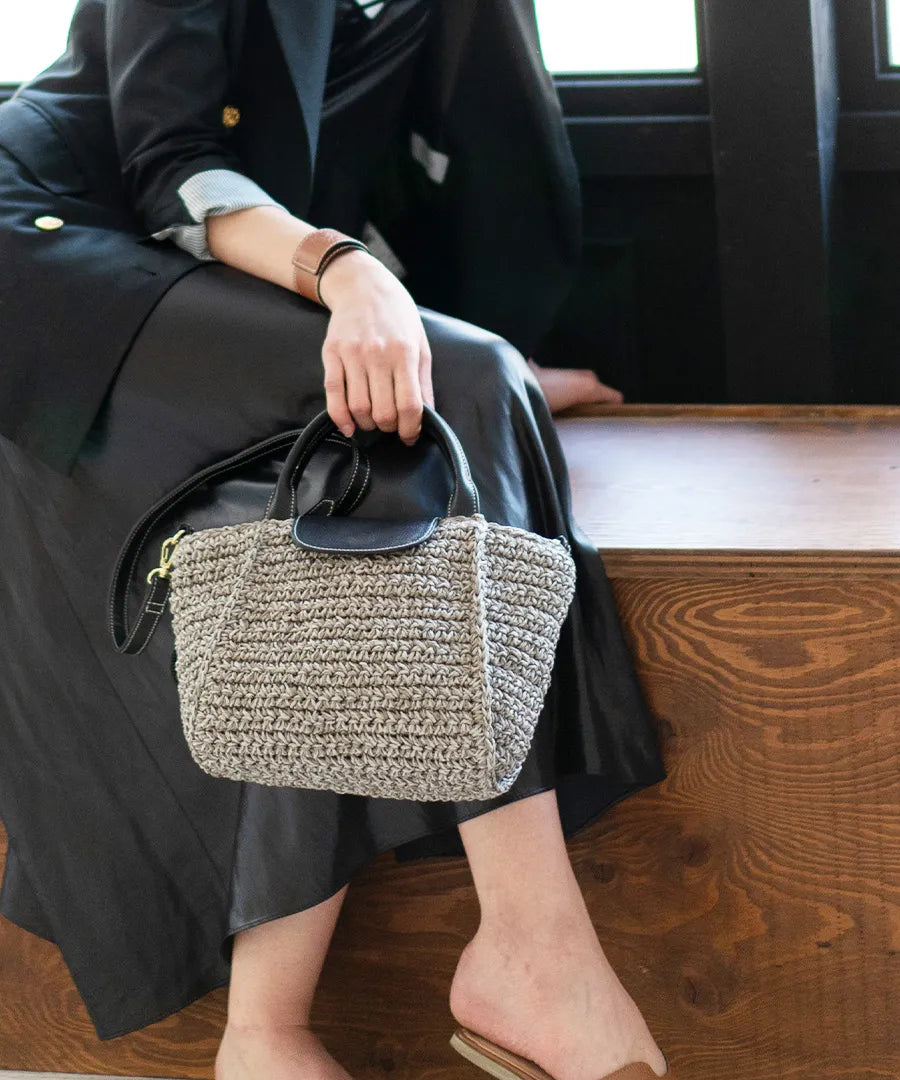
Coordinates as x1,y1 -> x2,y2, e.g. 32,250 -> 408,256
168,512 -> 577,800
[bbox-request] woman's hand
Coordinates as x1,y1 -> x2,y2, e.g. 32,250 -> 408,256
203,209 -> 433,443
318,250 -> 434,445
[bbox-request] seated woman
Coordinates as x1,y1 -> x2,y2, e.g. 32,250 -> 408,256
0,0 -> 670,1077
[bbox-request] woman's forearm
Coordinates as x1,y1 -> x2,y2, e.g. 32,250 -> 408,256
203,204 -> 434,444
205,204 -> 315,291
205,203 -> 386,306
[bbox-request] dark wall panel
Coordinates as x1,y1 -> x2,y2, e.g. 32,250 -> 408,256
832,173 -> 900,404
538,177 -> 725,405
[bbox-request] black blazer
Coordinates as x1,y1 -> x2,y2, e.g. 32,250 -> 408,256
0,0 -> 583,473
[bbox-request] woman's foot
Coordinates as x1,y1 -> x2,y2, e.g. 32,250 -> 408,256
526,358 -> 625,413
449,914 -> 668,1080
215,1022 -> 355,1080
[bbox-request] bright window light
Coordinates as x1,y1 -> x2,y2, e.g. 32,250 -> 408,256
1,0 -> 75,84
888,0 -> 900,65
535,0 -> 700,74
1,0 -> 701,85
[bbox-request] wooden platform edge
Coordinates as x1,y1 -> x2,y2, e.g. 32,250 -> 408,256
555,402 -> 900,420
598,548 -> 900,578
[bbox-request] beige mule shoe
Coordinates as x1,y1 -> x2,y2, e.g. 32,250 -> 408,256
450,1027 -> 672,1080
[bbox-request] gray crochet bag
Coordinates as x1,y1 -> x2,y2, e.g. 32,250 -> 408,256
110,405 -> 576,801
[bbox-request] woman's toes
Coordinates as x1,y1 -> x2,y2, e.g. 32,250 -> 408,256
526,360 -> 624,412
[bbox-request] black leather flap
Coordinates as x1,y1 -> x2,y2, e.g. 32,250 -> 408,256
291,515 -> 439,554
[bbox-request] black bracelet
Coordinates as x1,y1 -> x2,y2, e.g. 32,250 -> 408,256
315,240 -> 372,306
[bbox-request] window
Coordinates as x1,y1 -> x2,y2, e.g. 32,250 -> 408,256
5,0 -> 705,85
0,0 -> 74,85
534,0 -> 700,75
888,0 -> 900,65
544,0 -> 707,128
836,0 -> 900,114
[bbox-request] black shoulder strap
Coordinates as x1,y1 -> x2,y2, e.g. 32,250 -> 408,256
108,427 -> 369,655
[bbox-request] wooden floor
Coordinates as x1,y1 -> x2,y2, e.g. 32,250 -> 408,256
2,404 -> 899,1080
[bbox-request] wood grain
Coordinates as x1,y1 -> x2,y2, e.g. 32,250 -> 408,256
554,415 -> 900,562
1,407 -> 898,1079
600,573 -> 900,1079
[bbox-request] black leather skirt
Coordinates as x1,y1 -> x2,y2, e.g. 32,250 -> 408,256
0,258 -> 667,1037
0,0 -> 666,1043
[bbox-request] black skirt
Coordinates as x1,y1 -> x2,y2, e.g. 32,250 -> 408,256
0,0 -> 667,1042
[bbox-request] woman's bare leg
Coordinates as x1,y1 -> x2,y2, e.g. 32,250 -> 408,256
450,790 -> 668,1079
215,884 -> 353,1080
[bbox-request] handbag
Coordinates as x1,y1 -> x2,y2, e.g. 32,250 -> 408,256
109,404 -> 577,801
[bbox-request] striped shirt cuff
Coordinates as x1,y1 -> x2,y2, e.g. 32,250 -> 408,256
150,168 -> 288,261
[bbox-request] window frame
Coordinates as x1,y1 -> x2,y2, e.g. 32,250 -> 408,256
836,0 -> 900,110
549,0 -> 711,178
549,0 -> 708,118
555,75 -> 707,120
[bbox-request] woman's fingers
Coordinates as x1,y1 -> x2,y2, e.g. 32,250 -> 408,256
367,355 -> 398,433
388,341 -> 423,444
356,341 -> 423,438
321,345 -> 355,437
320,293 -> 433,441
395,353 -> 424,445
343,348 -> 377,431
419,333 -> 434,409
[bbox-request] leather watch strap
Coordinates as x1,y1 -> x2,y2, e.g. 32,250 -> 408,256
291,227 -> 371,307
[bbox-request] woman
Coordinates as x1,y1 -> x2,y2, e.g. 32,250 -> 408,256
0,0 -> 671,1077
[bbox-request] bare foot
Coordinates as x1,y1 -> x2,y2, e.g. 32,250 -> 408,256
215,1022 -> 355,1080
526,358 -> 625,413
449,915 -> 668,1080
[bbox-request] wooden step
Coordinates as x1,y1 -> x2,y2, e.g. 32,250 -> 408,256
554,403 -> 900,575
2,405 -> 898,1080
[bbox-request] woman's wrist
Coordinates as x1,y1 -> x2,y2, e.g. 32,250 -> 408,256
317,247 -> 393,309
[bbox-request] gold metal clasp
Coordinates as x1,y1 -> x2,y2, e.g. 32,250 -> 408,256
147,529 -> 187,584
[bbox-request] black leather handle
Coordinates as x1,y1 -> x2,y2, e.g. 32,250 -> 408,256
109,405 -> 478,656
267,403 -> 480,520
109,428 -> 367,654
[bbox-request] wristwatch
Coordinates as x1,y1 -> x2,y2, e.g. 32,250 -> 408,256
291,227 -> 371,308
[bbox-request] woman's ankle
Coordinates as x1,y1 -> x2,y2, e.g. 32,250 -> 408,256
476,889 -> 598,951
216,1022 -> 352,1080
223,1016 -> 313,1036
